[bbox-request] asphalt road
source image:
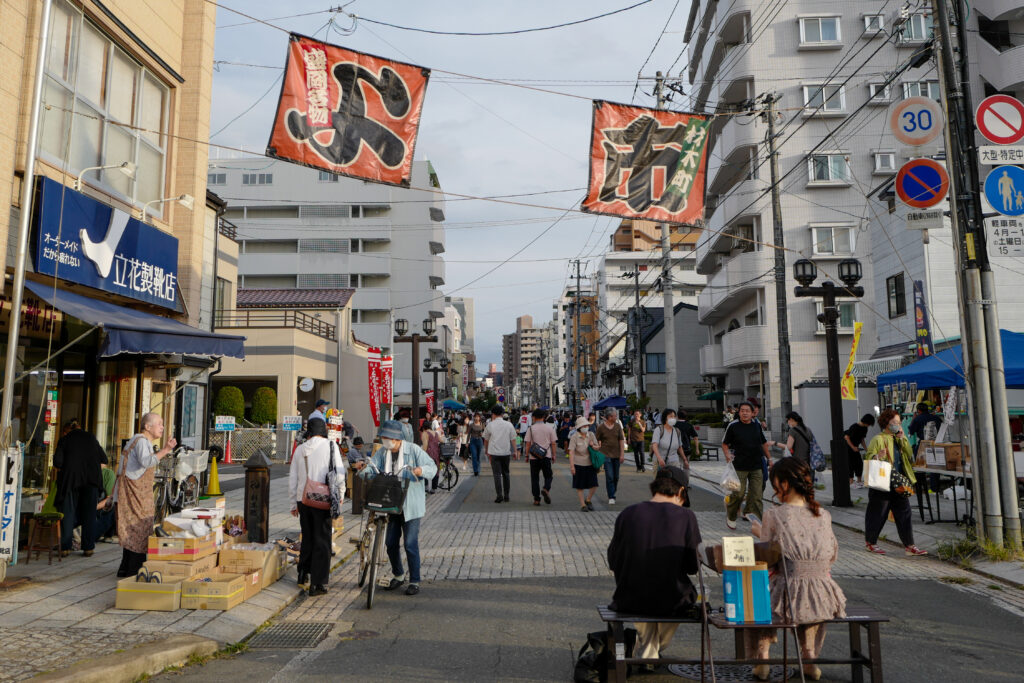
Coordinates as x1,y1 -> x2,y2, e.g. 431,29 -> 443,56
156,461 -> 1024,682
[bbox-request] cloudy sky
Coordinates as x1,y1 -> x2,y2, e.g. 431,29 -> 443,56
210,0 -> 689,369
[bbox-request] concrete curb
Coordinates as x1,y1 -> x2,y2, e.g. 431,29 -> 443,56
32,634 -> 219,683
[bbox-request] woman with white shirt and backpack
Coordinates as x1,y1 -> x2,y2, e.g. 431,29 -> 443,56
651,408 -> 689,469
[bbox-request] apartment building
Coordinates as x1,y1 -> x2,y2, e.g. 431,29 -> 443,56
500,314 -> 544,405
208,157 -> 446,398
445,296 -> 475,353
552,279 -> 601,407
687,0 -> 937,430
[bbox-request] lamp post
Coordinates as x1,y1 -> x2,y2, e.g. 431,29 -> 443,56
793,258 -> 864,507
424,356 -> 449,403
393,318 -> 437,423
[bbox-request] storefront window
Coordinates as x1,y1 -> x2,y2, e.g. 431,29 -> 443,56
95,361 -> 137,464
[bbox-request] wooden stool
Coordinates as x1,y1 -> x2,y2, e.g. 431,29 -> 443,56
25,513 -> 63,565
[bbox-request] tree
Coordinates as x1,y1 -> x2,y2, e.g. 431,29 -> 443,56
213,386 -> 244,421
554,387 -> 561,406
250,386 -> 278,426
627,394 -> 650,413
468,390 -> 498,412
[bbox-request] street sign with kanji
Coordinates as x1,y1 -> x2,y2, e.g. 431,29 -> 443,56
215,416 -> 236,431
895,159 -> 949,208
282,416 -> 302,431
979,145 -> 1024,165
890,97 -> 944,146
976,94 -> 1024,145
986,216 -> 1024,257
984,165 -> 1024,216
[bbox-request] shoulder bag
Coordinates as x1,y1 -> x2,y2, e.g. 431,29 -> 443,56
327,441 -> 345,518
866,439 -> 893,492
301,444 -> 332,510
527,425 -> 548,459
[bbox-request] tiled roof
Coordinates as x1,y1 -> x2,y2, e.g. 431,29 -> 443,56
236,288 -> 355,309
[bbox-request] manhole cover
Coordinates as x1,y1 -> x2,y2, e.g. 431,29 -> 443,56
667,664 -> 797,681
248,622 -> 333,649
337,630 -> 380,641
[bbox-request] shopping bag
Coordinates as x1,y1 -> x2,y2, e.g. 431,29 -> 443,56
720,461 -> 742,496
866,459 -> 892,492
587,446 -> 606,471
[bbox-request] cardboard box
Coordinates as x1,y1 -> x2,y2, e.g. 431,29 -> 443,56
940,443 -> 970,471
722,562 -> 771,624
925,443 -> 946,468
219,547 -> 285,589
147,532 -> 217,562
115,577 -> 181,611
199,496 -> 226,509
142,554 -> 217,581
915,440 -> 933,467
240,569 -> 262,601
181,570 -> 246,610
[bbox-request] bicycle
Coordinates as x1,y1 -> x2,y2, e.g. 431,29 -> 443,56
353,462 -> 413,609
153,445 -> 208,522
437,444 -> 460,491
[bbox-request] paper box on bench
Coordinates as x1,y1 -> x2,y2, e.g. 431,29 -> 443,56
142,554 -> 217,580
181,569 -> 245,610
115,577 -> 181,611
147,532 -> 217,562
940,443 -> 970,472
723,562 -> 771,624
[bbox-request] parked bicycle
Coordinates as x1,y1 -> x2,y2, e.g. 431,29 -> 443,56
437,442 -> 460,491
153,445 -> 208,522
352,461 -> 412,609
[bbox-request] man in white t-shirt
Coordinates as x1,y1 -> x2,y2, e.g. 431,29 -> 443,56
483,405 -> 518,503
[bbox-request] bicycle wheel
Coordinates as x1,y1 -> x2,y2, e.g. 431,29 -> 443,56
152,482 -> 167,522
366,517 -> 386,609
441,462 -> 459,490
357,519 -> 374,587
180,475 -> 200,509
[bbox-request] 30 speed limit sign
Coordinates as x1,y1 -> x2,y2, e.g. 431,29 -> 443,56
889,97 -> 944,146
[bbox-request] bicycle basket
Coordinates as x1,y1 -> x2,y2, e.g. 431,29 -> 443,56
439,443 -> 458,461
364,474 -> 408,514
173,451 -> 208,481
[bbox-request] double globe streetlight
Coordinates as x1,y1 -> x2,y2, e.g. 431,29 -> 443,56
393,318 -> 437,423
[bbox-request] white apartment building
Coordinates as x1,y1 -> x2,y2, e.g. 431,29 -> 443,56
688,0 -> 937,430
207,157 -> 446,397
446,296 -> 475,353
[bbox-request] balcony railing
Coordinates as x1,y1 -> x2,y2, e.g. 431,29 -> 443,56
218,217 -> 238,241
215,309 -> 336,341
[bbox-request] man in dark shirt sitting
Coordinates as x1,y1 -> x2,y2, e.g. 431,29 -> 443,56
607,466 -> 702,662
722,402 -> 771,529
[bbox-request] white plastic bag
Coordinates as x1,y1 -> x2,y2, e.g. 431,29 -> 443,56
719,462 -> 742,496
866,459 -> 892,492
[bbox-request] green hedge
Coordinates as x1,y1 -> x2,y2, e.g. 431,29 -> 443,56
213,386 -> 244,421
250,386 -> 278,425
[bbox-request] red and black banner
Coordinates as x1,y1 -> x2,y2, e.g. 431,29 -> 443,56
582,101 -> 711,225
266,33 -> 430,187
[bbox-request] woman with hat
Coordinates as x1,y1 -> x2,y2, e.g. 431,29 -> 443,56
568,416 -> 600,511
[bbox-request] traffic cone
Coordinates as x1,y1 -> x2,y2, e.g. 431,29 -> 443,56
223,438 -> 234,464
206,455 -> 222,496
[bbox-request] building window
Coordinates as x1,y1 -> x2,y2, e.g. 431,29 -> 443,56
868,83 -> 891,104
39,0 -> 170,205
799,17 -> 841,45
646,353 -> 666,373
808,154 -> 850,184
811,225 -> 856,255
318,171 -> 339,182
902,81 -> 940,101
873,151 -> 896,174
815,301 -> 857,332
242,173 -> 273,185
214,277 -> 231,315
802,84 -> 846,113
207,172 -> 226,185
863,14 -> 885,33
902,13 -> 933,42
887,274 -> 907,318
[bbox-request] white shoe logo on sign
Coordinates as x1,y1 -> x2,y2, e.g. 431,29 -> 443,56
80,208 -> 130,278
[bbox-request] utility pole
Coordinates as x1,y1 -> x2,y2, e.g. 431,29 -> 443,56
764,92 -> 793,420
572,259 -> 582,414
633,265 -> 646,398
655,71 -> 679,412
932,0 -> 1019,547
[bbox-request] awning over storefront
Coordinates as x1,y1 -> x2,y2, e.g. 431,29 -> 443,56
876,329 -> 1024,389
698,390 -> 724,400
26,281 -> 245,358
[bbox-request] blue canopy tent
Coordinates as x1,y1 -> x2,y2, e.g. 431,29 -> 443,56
876,330 -> 1024,389
593,395 -> 628,410
442,398 -> 467,410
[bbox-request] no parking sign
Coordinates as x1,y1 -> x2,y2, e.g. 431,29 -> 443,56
895,159 -> 949,208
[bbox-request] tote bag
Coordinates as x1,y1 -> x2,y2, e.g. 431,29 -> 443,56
866,458 -> 892,492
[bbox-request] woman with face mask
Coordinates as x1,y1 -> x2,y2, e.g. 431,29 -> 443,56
863,409 -> 927,556
650,409 -> 686,469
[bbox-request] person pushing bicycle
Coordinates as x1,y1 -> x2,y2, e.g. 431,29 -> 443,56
359,420 -> 437,596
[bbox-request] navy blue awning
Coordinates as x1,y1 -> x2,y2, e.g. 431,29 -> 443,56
26,281 -> 245,359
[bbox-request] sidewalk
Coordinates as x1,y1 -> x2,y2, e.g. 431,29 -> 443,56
0,472 -> 327,681
685,457 -> 1024,586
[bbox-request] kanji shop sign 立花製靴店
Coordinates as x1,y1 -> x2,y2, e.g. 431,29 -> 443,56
31,177 -> 179,309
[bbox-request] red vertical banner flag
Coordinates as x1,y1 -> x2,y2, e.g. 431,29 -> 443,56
425,390 -> 435,415
380,355 -> 393,406
266,33 -> 430,187
582,101 -> 711,224
367,347 -> 382,427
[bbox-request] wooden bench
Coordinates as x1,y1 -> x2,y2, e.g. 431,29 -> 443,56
597,604 -> 712,683
699,441 -> 721,461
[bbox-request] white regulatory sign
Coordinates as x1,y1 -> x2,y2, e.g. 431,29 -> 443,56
890,97 -> 944,146
906,208 -> 944,230
282,416 -> 302,432
987,216 -> 1024,257
979,145 -> 1024,165
214,415 -> 236,432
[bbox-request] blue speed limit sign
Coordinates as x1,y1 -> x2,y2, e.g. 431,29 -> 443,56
890,97 -> 944,146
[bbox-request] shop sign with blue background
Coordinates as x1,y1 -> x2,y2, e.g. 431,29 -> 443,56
32,177 -> 179,309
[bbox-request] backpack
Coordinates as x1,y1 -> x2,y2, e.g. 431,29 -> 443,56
573,628 -> 638,683
795,425 -> 827,472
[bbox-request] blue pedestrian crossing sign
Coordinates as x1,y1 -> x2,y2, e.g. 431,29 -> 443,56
984,165 -> 1024,216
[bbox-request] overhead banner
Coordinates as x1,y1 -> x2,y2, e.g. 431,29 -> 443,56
367,347 -> 382,427
582,101 -> 711,225
840,322 -> 863,401
380,355 -> 393,407
913,280 -> 934,357
266,33 -> 430,187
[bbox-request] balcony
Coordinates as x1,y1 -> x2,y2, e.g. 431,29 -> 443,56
705,179 -> 769,244
721,325 -> 770,367
699,344 -> 728,375
350,287 -> 391,311
697,249 -> 772,324
709,112 -> 761,178
977,40 -> 1024,92
215,309 -> 335,341
971,0 -> 1023,20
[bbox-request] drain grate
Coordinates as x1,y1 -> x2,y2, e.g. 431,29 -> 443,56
248,622 -> 333,649
667,663 -> 797,681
